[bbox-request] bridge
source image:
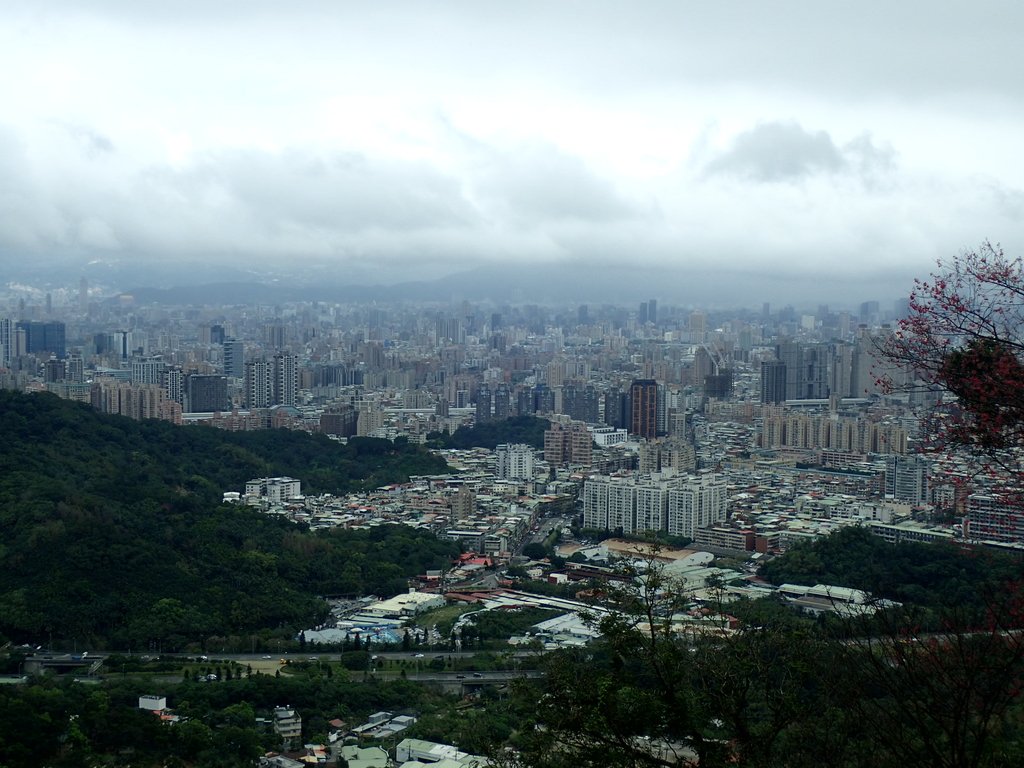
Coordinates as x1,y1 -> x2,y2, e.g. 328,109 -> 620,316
23,654 -> 103,676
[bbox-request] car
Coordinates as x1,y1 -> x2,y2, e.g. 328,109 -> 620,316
262,655 -> 272,659
472,672 -> 484,678
456,674 -> 465,679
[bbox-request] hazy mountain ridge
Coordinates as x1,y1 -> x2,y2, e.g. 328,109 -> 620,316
114,263 -> 913,308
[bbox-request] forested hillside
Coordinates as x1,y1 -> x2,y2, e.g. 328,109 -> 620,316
758,526 -> 1023,614
428,415 -> 549,449
0,392 -> 457,649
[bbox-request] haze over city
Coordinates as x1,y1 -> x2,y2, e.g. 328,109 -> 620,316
2,1 -> 1024,305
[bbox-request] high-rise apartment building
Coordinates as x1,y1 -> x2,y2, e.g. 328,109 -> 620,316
223,339 -> 244,379
885,455 -> 930,504
452,485 -> 475,522
16,321 -> 66,358
667,474 -> 729,539
43,358 -> 66,383
164,367 -> 184,406
244,359 -> 273,409
604,389 -> 628,429
90,380 -> 178,423
776,341 -> 829,400
583,470 -> 727,537
639,438 -> 696,474
533,384 -> 555,415
187,374 -> 229,412
493,384 -> 511,420
561,383 -> 600,423
495,443 -> 535,480
320,405 -> 358,437
544,421 -> 593,468
110,330 -> 130,360
630,379 -> 658,440
967,493 -> 1024,543
266,323 -> 285,349
761,360 -> 788,404
0,318 -> 11,365
66,354 -> 84,383
273,351 -> 298,407
356,400 -> 385,436
689,312 -> 707,344
238,353 -> 298,410
759,408 -> 909,455
476,384 -> 492,423
131,356 -> 166,386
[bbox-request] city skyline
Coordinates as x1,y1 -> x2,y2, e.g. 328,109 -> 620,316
2,2 -> 1023,305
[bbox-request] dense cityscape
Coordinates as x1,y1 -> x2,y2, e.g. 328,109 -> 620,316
3,268 -> 1024,766
4,2 -> 1024,766
0,284 -> 1007,552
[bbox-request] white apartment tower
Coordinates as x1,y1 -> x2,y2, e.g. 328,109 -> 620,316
584,470 -> 726,537
885,455 -> 930,504
244,359 -> 273,409
667,474 -> 729,539
130,356 -> 166,386
273,351 -> 298,407
967,493 -> 1024,543
495,443 -> 535,480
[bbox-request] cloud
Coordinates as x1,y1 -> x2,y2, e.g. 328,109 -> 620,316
702,122 -> 899,186
471,141 -> 638,225
1,0 -> 1023,301
986,181 -> 1024,223
183,148 -> 477,233
52,121 -> 115,158
703,122 -> 843,182
842,133 -> 897,182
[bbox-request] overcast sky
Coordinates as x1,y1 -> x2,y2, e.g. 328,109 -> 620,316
2,1 -> 1023,298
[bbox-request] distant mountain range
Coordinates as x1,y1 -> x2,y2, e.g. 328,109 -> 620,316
116,264 -> 910,309
5,252 -> 914,309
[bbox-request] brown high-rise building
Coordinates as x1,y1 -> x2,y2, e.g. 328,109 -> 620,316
544,421 -> 593,468
452,485 -> 475,523
630,379 -> 658,440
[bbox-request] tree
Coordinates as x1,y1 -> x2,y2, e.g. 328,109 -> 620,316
881,242 -> 1024,480
832,593 -> 1024,768
522,543 -> 548,560
505,553 -> 852,768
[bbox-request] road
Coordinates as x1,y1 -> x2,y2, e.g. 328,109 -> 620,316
369,669 -> 544,682
36,649 -> 546,666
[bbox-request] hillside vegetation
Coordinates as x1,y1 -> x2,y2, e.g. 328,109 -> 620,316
759,526 -> 1023,615
0,392 -> 457,649
428,415 -> 549,449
